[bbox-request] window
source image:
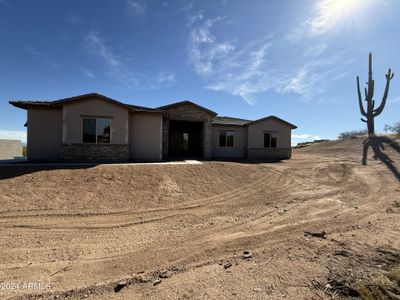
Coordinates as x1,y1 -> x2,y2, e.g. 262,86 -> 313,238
219,131 -> 234,147
182,132 -> 189,151
264,131 -> 278,148
82,118 -> 111,144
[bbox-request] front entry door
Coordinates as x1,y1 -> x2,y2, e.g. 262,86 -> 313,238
169,121 -> 203,158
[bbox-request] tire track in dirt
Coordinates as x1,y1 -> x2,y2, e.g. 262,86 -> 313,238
0,168 -> 288,229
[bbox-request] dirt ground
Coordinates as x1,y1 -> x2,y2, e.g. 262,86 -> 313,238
0,136 -> 399,299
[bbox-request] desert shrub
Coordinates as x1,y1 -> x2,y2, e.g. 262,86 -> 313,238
338,129 -> 368,139
384,121 -> 400,135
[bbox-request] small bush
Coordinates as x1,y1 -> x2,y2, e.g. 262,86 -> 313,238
384,121 -> 400,135
338,129 -> 368,139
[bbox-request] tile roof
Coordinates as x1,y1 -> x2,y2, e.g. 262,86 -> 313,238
211,116 -> 251,126
157,100 -> 217,116
9,93 -> 163,113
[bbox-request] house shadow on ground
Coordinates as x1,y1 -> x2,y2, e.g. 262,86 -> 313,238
362,136 -> 400,181
0,164 -> 99,181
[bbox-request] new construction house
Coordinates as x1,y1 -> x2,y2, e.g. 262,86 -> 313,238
10,93 -> 297,162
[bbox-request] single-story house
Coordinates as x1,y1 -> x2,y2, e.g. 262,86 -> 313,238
10,93 -> 297,162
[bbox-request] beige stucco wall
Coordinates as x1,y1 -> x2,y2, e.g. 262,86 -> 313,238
247,118 -> 292,149
130,112 -> 163,161
212,125 -> 247,158
27,108 -> 62,160
0,139 -> 23,160
62,97 -> 129,144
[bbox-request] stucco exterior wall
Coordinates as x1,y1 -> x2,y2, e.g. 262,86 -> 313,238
0,139 -> 23,160
62,97 -> 129,144
162,104 -> 214,159
247,118 -> 292,149
211,125 -> 247,158
27,108 -> 62,160
130,112 -> 163,161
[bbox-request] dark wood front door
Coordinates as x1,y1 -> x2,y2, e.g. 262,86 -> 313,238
169,121 -> 203,158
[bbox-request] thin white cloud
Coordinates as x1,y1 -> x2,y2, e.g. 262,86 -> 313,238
303,44 -> 327,57
85,31 -> 121,68
25,46 -> 59,68
157,71 -> 175,85
82,68 -> 95,78
292,134 -> 322,140
187,16 -> 352,105
188,17 -> 281,105
84,31 -> 176,90
126,0 -> 146,16
0,130 -> 26,143
391,96 -> 400,103
67,15 -> 82,24
276,57 -> 349,98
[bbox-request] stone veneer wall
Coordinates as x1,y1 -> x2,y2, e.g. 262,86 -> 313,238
162,118 -> 169,159
61,144 -> 129,162
247,148 -> 292,160
162,104 -> 215,159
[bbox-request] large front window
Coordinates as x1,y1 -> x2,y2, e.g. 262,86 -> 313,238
219,131 -> 234,147
83,118 -> 111,144
264,131 -> 277,148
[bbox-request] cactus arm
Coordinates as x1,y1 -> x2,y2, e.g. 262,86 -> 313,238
373,69 -> 394,116
361,118 -> 367,123
357,76 -> 367,116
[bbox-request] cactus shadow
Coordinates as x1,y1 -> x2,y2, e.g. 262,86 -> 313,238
362,136 -> 400,181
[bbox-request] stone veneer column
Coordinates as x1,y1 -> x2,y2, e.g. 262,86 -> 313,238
203,119 -> 212,159
162,118 -> 169,159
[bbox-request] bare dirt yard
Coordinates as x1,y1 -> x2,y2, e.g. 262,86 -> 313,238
0,136 -> 399,299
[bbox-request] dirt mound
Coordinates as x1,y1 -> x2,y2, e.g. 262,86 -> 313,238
1,137 -> 399,299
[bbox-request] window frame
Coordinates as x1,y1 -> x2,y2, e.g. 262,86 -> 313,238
82,117 -> 112,144
219,130 -> 235,148
182,132 -> 189,151
264,131 -> 278,148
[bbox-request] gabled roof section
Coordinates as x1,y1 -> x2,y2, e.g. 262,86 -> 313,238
247,115 -> 297,129
9,93 -> 163,113
211,116 -> 251,126
157,100 -> 217,116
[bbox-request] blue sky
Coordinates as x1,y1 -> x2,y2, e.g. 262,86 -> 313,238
1,0 -> 400,144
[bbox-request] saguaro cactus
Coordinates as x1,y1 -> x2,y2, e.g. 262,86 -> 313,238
357,52 -> 394,136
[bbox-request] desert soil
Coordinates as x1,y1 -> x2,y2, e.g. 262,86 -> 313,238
0,137 -> 399,299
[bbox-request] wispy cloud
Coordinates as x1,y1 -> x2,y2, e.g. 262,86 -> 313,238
303,44 -> 327,58
82,68 -> 95,78
292,134 -> 322,140
25,46 -> 59,68
84,31 -> 176,90
85,31 -> 121,68
67,15 -> 82,24
187,16 -> 351,105
188,17 -> 279,105
0,130 -> 26,143
276,56 -> 350,98
126,0 -> 146,16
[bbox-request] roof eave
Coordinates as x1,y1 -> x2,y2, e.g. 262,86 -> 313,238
158,100 -> 217,116
247,116 -> 297,129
